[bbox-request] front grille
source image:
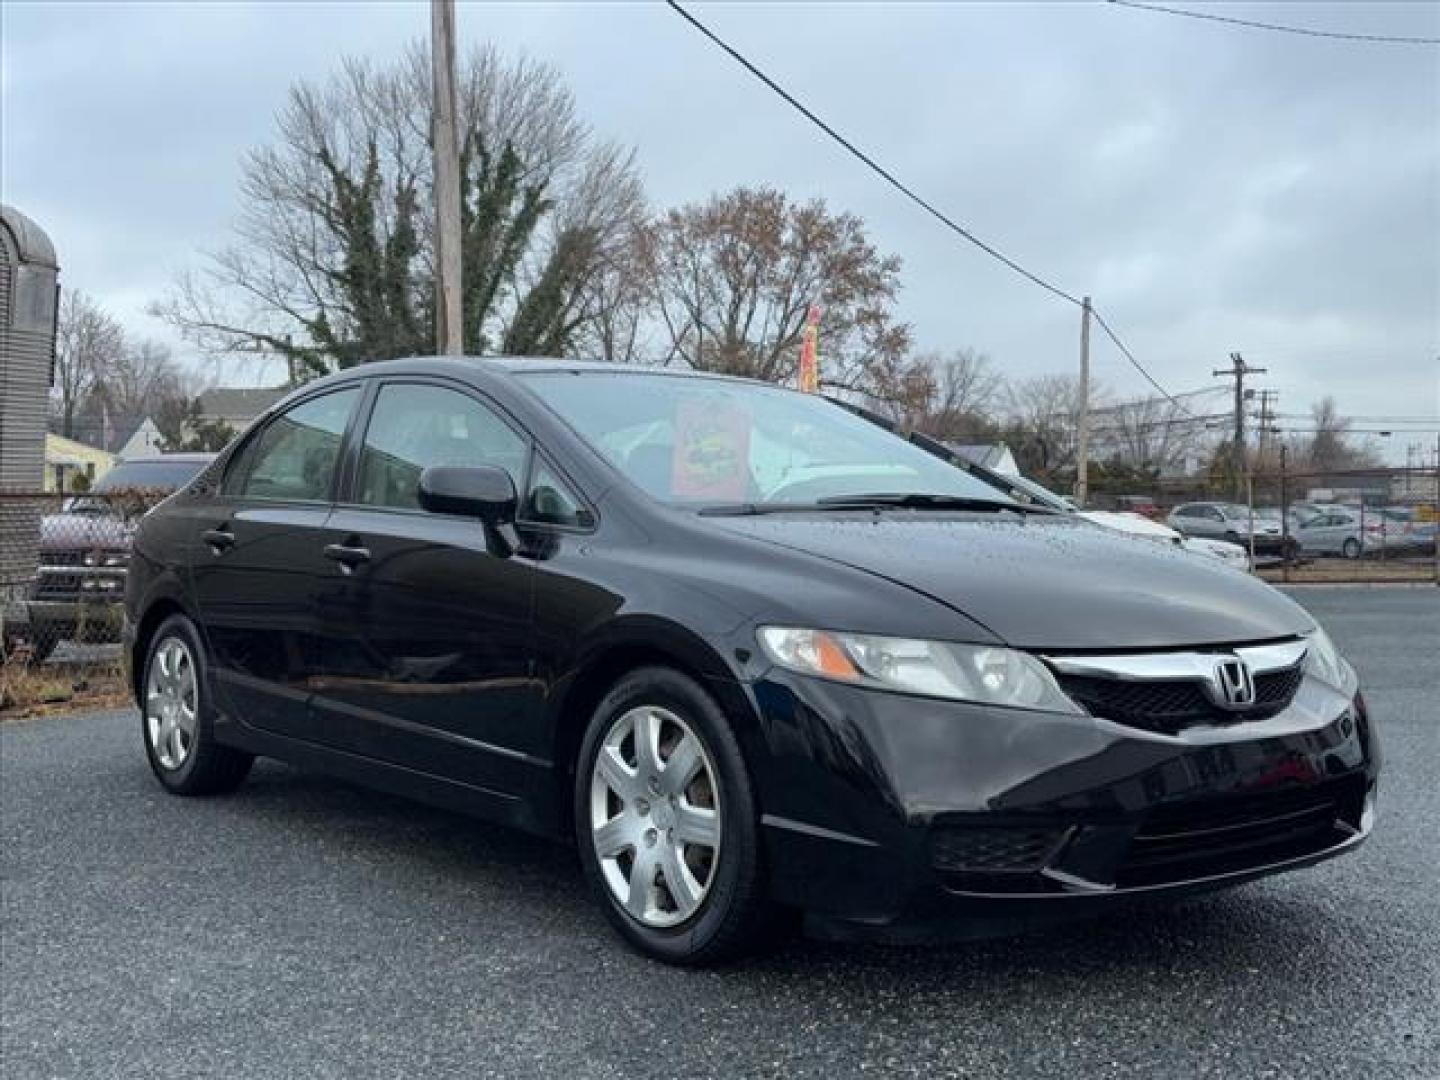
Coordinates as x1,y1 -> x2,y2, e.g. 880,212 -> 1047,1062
31,568 -> 126,602
1057,664 -> 1304,735
1117,778 -> 1363,887
930,826 -> 1066,874
43,549 -> 89,567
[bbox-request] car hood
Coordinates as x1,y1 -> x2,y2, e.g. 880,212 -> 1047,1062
711,513 -> 1312,649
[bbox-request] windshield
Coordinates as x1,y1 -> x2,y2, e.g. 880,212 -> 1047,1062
522,372 -> 1014,507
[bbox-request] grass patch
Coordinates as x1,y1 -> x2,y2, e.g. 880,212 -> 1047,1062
0,653 -> 130,720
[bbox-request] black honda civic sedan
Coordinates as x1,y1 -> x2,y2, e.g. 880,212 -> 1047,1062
124,358 -> 1377,964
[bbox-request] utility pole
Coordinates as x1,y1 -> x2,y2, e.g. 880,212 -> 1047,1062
431,0 -> 464,356
1255,389 -> 1278,457
1075,296 -> 1092,507
1213,352 -> 1266,499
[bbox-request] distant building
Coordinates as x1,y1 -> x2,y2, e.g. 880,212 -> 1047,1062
945,442 -> 1020,477
44,434 -> 115,493
117,417 -> 165,459
195,387 -> 287,432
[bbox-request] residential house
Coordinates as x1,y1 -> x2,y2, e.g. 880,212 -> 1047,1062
195,387 -> 288,434
945,442 -> 1020,477
44,433 -> 115,493
117,418 -> 165,459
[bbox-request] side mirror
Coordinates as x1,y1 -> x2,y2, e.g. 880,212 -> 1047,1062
418,465 -> 517,524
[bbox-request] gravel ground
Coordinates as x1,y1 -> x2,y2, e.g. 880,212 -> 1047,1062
2,587 -> 1437,1079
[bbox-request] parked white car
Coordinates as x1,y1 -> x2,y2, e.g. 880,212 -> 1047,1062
987,474 -> 1252,570
1082,510 -> 1251,569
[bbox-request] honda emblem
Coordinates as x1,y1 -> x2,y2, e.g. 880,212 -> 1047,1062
1213,657 -> 1257,709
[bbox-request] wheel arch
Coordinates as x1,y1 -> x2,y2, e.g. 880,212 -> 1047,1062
546,618 -> 760,838
129,595 -> 191,704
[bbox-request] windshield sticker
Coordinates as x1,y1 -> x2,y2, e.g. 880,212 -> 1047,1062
672,397 -> 751,500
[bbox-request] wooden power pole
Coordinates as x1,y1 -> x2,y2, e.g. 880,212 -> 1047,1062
431,0 -> 464,355
1075,296 -> 1092,506
1213,352 -> 1265,499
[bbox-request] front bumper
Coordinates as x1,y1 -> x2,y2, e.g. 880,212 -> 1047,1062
747,669 -> 1378,936
26,599 -> 125,643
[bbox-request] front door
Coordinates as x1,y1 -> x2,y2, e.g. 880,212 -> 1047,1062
188,386 -> 362,741
308,380 -> 540,794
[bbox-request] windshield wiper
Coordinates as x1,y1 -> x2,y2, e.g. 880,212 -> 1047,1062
815,492 -> 1057,514
699,493 -> 1057,517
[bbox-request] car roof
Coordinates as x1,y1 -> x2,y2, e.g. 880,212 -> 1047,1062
312,356 -> 773,389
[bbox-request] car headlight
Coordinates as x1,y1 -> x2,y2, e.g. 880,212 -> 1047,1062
1304,626 -> 1352,690
756,627 -> 1081,712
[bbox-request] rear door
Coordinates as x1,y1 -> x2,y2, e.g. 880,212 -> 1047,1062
188,385 -> 363,740
307,379 -> 541,793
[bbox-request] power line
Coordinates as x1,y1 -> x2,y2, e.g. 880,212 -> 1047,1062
1089,308 -> 1188,409
663,2 -> 1079,304
1108,0 -> 1440,46
664,0 -> 1187,407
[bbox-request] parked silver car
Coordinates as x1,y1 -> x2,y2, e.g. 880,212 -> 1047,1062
1294,508 -> 1411,558
1166,502 -> 1293,558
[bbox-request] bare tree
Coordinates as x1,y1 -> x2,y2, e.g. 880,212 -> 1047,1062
153,44 -> 643,380
1098,393 -> 1202,472
52,291 -> 124,439
1003,374 -> 1105,477
71,339 -> 202,450
885,347 -> 1003,437
1280,396 -> 1380,479
641,187 -> 916,398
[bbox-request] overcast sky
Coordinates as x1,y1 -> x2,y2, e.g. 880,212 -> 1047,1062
4,1 -> 1438,457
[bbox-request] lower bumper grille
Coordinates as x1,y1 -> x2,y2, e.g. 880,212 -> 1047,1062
930,826 -> 1066,874
1117,777 -> 1365,887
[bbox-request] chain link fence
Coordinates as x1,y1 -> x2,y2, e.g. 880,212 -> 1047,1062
1084,464 -> 1440,584
1,488 -> 170,713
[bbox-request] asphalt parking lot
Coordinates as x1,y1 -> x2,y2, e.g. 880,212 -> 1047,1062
2,587 -> 1437,1079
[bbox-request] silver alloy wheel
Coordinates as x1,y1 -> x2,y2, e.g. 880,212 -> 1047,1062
146,636 -> 198,770
589,705 -> 721,928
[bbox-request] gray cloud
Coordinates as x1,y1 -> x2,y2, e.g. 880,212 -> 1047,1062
4,1 -> 1437,455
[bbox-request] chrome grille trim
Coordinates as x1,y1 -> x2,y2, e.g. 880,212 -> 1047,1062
1042,639 -> 1308,682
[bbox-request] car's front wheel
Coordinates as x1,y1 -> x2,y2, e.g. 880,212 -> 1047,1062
141,614 -> 253,795
575,667 -> 775,965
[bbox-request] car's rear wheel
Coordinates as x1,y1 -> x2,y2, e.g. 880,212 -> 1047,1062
142,614 -> 253,795
1342,537 -> 1361,559
575,667 -> 774,965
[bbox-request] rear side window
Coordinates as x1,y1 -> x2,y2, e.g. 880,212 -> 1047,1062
232,388 -> 359,502
357,383 -> 527,510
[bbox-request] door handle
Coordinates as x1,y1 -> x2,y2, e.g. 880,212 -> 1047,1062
202,527 -> 235,553
323,543 -> 371,570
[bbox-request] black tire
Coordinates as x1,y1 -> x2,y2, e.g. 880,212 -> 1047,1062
574,666 -> 776,965
1342,538 -> 1361,560
141,614 -> 253,796
28,634 -> 58,664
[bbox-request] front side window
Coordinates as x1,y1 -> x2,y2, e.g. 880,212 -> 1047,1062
234,388 -> 359,502
521,372 -> 1011,507
524,460 -> 590,527
357,383 -> 527,510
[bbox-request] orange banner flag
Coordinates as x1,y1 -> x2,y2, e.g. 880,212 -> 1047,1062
798,305 -> 821,393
